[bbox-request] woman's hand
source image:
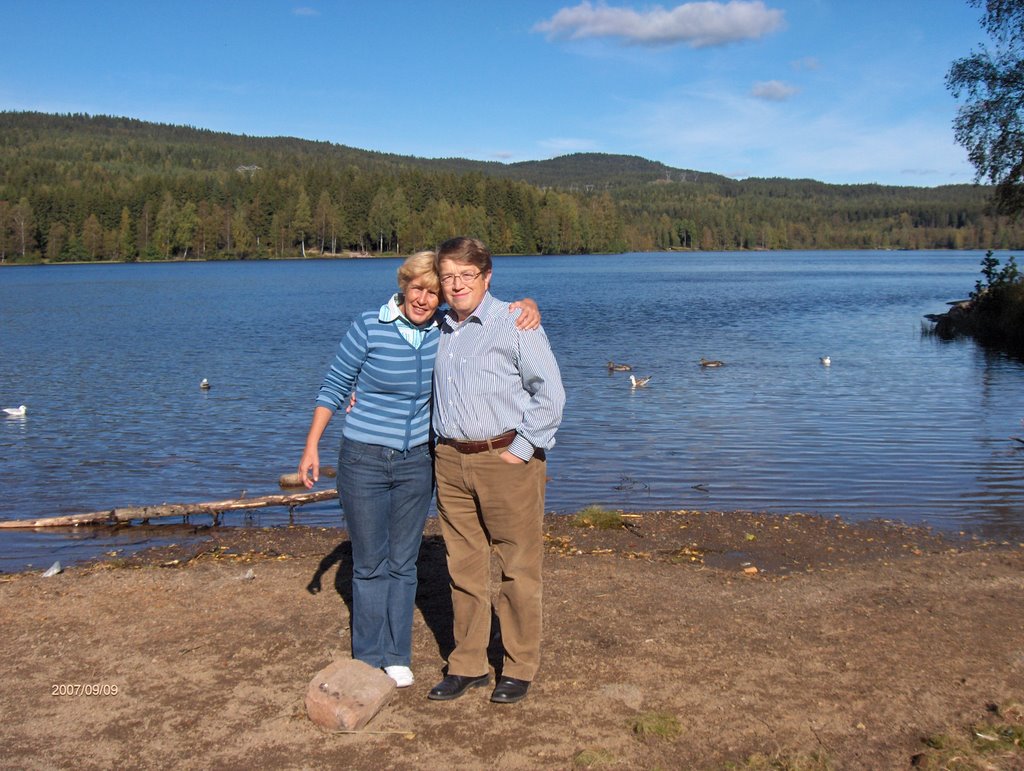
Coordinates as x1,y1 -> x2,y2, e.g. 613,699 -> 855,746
510,298 -> 541,330
298,447 -> 320,489
299,406 -> 333,488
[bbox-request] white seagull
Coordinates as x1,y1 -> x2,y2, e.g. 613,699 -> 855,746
200,379 -> 211,390
820,356 -> 831,366
630,374 -> 651,388
3,405 -> 26,417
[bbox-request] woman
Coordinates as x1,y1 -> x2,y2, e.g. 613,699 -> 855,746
298,251 -> 539,688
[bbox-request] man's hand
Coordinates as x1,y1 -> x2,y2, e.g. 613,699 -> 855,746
499,450 -> 527,465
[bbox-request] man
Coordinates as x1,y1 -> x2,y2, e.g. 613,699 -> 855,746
427,236 -> 565,705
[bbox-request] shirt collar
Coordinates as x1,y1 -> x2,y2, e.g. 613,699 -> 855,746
442,291 -> 498,330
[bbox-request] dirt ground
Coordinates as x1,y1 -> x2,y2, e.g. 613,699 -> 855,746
1,509 -> 1023,770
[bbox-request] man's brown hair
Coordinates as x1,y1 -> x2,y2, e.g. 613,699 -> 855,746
436,236 -> 492,275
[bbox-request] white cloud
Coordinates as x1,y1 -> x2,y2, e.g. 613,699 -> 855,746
292,7 -> 319,17
751,80 -> 798,101
533,0 -> 785,48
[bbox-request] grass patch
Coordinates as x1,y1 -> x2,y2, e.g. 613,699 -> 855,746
572,748 -> 617,767
572,505 -> 625,530
630,711 -> 682,742
913,700 -> 1024,769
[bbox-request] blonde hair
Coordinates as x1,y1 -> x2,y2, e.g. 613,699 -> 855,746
397,251 -> 440,293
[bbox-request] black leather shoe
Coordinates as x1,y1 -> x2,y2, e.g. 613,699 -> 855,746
427,673 -> 490,701
490,676 -> 530,704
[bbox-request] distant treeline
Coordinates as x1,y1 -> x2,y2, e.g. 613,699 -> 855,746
0,111 -> 1021,263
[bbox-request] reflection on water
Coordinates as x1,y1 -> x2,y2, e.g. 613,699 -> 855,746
1,251 -> 1023,572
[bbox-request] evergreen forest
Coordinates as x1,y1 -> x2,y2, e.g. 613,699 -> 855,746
1,111 -> 1021,263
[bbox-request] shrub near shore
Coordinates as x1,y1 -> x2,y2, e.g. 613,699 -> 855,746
969,252 -> 1024,349
929,250 -> 1024,352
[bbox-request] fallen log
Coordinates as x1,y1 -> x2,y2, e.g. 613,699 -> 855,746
0,489 -> 339,529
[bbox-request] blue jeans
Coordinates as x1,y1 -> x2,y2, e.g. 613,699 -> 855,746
337,437 -> 433,668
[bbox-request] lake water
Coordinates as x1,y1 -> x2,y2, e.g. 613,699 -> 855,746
2,251 -> 1023,573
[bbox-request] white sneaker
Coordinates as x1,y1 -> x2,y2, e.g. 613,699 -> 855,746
384,665 -> 414,688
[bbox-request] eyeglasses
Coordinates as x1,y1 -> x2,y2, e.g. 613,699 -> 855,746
439,270 -> 482,287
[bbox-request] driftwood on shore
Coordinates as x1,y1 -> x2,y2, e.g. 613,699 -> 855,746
0,489 -> 339,529
278,465 -> 337,489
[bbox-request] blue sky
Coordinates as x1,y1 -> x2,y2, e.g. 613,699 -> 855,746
3,1 -> 988,187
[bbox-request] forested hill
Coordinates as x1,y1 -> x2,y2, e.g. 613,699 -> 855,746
0,112 -> 721,189
0,110 -> 1018,262
452,152 -> 727,188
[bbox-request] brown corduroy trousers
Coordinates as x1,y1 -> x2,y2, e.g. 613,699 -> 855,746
433,443 -> 547,682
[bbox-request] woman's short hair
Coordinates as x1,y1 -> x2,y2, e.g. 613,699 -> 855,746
436,237 -> 492,275
397,251 -> 440,293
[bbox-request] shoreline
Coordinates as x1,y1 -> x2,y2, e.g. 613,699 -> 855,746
3,503 -> 1019,579
0,245 -> 1001,268
2,508 -> 1022,768
2,503 -> 1022,578
60,507 -> 1016,576
0,251 -> 382,267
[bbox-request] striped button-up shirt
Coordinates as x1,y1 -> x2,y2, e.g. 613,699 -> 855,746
432,292 -> 565,461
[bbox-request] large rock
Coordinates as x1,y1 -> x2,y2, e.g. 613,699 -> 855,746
305,659 -> 396,731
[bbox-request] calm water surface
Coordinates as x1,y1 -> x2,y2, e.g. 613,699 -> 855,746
2,251 -> 1023,572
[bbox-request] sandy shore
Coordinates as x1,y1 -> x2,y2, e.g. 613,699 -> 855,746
1,509 -> 1022,769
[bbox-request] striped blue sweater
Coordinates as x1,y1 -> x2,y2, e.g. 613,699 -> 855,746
316,308 -> 439,451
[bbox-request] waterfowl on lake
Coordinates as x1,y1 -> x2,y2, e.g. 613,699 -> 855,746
3,405 -> 26,417
607,361 -> 633,372
699,357 -> 724,368
200,378 -> 211,390
630,374 -> 651,388
820,356 -> 831,366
